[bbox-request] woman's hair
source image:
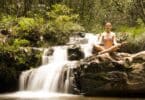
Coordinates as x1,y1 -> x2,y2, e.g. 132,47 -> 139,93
105,22 -> 112,26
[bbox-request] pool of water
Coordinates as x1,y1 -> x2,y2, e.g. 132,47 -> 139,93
0,91 -> 145,100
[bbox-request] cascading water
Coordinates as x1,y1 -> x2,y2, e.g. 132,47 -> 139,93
19,33 -> 99,93
42,48 -> 49,65
81,33 -> 99,57
20,46 -> 68,92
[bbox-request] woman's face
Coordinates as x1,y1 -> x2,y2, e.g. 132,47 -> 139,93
105,23 -> 112,32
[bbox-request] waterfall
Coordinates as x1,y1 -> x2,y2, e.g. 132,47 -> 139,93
19,33 -> 99,93
20,46 -> 68,92
81,33 -> 99,57
42,48 -> 49,65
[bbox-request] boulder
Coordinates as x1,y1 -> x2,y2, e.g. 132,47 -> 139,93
67,45 -> 84,61
72,51 -> 145,96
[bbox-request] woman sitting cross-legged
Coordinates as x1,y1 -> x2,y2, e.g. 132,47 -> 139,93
93,22 -> 126,55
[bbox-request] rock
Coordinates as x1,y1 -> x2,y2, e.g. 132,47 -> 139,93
74,32 -> 85,38
46,48 -> 54,56
72,51 -> 145,96
67,45 -> 84,61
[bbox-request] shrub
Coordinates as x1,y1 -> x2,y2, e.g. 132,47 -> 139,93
0,44 -> 41,92
0,15 -> 16,30
43,4 -> 84,45
13,39 -> 30,47
116,26 -> 145,53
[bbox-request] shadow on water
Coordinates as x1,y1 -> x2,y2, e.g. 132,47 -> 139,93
0,92 -> 145,100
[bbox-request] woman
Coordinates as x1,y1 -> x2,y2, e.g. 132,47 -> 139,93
94,22 -> 125,54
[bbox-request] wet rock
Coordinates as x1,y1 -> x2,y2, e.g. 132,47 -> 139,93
73,32 -> 85,38
46,48 -> 54,56
72,51 -> 145,96
67,45 -> 84,61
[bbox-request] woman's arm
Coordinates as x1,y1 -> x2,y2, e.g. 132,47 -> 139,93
113,33 -> 118,45
98,33 -> 104,45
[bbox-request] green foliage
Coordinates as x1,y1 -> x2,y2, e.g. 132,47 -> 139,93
116,26 -> 145,53
63,0 -> 98,32
13,39 -> 30,47
0,0 -> 145,32
16,17 -> 44,32
119,36 -> 145,53
47,4 -> 73,18
136,18 -> 145,27
117,25 -> 145,38
63,0 -> 145,32
0,15 -> 16,30
0,15 -> 45,46
17,17 -> 35,31
0,4 -> 84,46
0,44 -> 41,92
43,4 -> 84,45
91,24 -> 103,34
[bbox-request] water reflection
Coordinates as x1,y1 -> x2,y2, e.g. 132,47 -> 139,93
0,91 -> 145,100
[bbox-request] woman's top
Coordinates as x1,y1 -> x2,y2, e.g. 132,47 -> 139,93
99,32 -> 117,49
